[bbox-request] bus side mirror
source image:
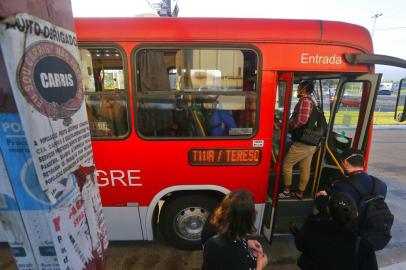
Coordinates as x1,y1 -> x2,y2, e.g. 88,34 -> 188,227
395,78 -> 406,122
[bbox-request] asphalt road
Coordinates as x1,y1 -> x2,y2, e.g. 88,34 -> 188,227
374,95 -> 398,112
367,129 -> 406,267
1,129 -> 406,270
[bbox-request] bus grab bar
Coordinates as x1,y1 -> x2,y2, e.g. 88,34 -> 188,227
325,144 -> 346,176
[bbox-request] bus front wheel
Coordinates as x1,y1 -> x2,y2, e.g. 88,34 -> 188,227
159,194 -> 218,250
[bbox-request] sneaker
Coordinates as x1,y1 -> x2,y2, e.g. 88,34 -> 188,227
294,191 -> 304,200
278,191 -> 292,199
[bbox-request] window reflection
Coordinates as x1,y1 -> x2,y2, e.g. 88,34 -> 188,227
79,47 -> 129,138
136,48 -> 258,138
328,81 -> 365,160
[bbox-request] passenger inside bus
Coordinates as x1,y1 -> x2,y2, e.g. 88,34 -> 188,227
136,48 -> 258,137
279,81 -> 319,200
79,47 -> 129,138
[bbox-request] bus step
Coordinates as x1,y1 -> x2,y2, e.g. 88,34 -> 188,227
274,198 -> 314,234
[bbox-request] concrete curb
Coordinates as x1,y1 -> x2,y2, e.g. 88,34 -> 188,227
334,125 -> 406,130
380,262 -> 406,270
374,125 -> 406,130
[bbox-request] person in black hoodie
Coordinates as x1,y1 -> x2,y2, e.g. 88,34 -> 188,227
294,192 -> 378,270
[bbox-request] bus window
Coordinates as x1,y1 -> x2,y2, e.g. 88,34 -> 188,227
322,79 -> 339,113
395,79 -> 406,121
329,81 -> 364,157
135,48 -> 258,138
79,47 -> 129,139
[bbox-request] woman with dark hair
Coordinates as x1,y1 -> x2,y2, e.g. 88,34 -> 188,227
294,192 -> 378,270
201,189 -> 268,270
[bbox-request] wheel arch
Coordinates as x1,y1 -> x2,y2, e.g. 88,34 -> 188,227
144,185 -> 229,241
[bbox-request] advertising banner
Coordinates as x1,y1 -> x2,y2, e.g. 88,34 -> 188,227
0,13 -> 93,204
0,154 -> 42,270
0,49 -> 59,270
0,13 -> 108,270
50,184 -> 93,270
82,176 -> 109,256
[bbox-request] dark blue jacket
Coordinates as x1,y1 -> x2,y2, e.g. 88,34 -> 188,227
332,171 -> 387,205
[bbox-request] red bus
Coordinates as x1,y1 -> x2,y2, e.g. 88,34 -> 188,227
74,17 -> 406,250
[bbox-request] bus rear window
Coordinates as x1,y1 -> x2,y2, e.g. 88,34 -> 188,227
79,47 -> 129,139
135,48 -> 258,138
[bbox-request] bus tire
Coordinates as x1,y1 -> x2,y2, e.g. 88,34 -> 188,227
159,194 -> 219,250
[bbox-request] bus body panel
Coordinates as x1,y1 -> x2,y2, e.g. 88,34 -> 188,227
74,18 -> 379,245
93,133 -> 273,206
75,18 -> 372,53
257,44 -> 370,72
88,41 -> 369,208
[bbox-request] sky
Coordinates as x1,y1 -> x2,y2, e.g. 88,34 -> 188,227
71,0 -> 406,80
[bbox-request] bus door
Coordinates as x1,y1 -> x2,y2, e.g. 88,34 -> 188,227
315,74 -> 381,195
263,72 -> 311,240
263,73 -> 381,242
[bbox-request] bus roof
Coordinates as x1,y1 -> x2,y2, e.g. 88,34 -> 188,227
74,17 -> 373,53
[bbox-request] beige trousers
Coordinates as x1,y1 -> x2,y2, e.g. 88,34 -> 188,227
282,141 -> 317,192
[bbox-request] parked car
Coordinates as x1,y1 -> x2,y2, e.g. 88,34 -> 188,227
378,89 -> 392,95
330,95 -> 361,107
341,96 -> 361,107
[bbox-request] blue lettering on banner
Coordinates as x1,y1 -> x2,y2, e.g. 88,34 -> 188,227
0,113 -> 52,211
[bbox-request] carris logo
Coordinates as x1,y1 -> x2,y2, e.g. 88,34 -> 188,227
17,41 -> 83,125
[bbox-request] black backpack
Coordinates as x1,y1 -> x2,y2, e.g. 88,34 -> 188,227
348,177 -> 394,251
295,100 -> 328,146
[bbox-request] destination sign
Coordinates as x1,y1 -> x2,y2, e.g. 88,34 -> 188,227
189,148 -> 261,166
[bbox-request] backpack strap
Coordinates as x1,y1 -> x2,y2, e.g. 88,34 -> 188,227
370,176 -> 381,196
302,97 -> 327,129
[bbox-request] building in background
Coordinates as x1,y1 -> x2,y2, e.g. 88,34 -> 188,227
148,0 -> 179,17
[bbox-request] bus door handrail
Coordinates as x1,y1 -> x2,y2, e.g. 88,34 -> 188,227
311,145 -> 323,194
324,144 -> 346,176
